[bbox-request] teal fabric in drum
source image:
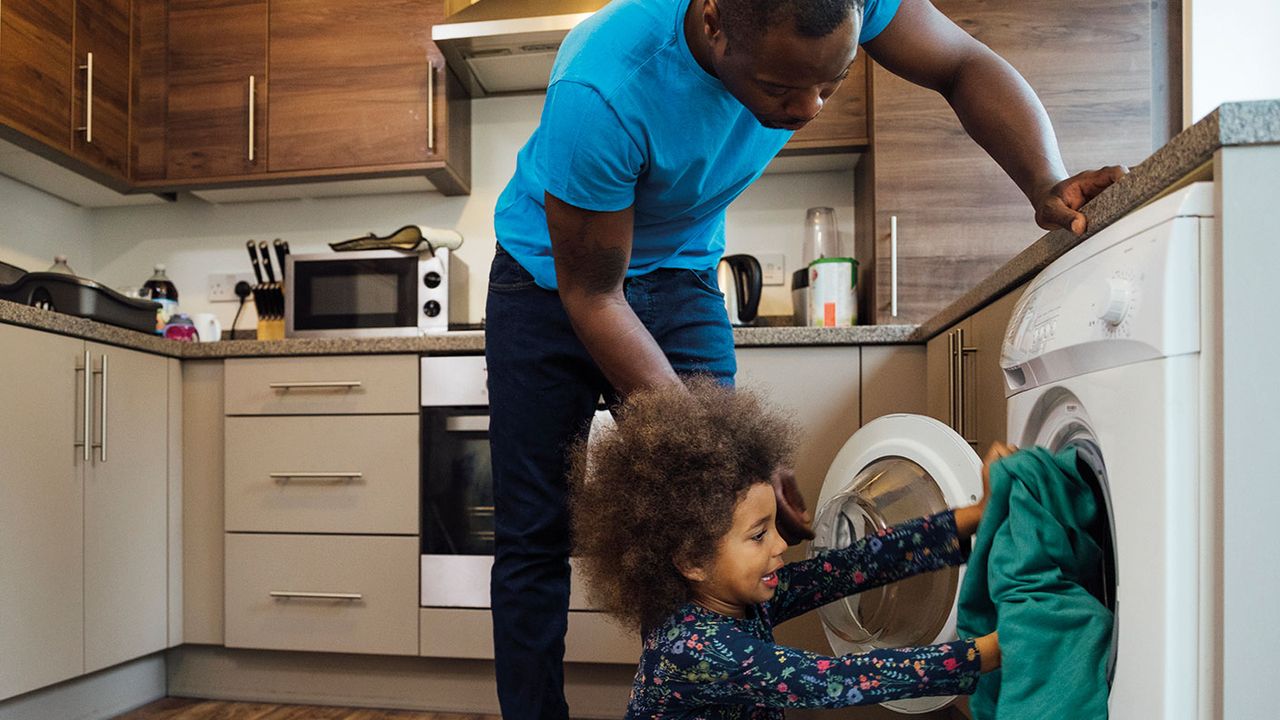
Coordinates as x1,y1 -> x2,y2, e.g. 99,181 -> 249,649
957,446 -> 1113,719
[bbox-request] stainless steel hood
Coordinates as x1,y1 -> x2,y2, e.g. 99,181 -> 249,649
432,0 -> 607,97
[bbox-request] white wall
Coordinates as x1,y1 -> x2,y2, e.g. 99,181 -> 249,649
6,93 -> 854,331
1183,0 -> 1280,125
0,175 -> 94,276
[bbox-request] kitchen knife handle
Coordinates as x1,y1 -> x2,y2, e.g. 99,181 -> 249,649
247,240 -> 264,284
259,241 -> 276,283
273,239 -> 288,282
890,215 -> 898,318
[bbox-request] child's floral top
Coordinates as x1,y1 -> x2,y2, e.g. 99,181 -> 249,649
625,511 -> 981,719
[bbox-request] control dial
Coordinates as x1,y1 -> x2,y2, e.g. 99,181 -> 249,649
1097,278 -> 1132,326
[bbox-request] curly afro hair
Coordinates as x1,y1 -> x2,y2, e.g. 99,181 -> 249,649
569,377 -> 796,633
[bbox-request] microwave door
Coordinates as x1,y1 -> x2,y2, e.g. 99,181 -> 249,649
290,255 -> 419,336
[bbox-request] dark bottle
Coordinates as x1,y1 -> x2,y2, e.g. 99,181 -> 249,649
142,264 -> 179,334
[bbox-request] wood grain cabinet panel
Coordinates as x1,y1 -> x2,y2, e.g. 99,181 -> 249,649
72,0 -> 130,177
166,0 -> 268,179
783,51 -> 869,153
267,0 -> 443,172
869,0 -> 1162,323
0,0 -> 74,151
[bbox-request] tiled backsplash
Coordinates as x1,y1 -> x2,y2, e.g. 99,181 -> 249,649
1,94 -> 855,331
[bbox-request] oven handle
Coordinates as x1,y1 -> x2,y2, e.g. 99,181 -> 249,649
445,415 -> 490,433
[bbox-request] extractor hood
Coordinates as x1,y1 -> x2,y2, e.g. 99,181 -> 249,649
432,0 -> 607,97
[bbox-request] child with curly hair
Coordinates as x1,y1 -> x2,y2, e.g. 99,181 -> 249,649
570,378 -> 1004,718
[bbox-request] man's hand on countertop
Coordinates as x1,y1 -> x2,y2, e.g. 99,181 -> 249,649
1033,165 -> 1129,235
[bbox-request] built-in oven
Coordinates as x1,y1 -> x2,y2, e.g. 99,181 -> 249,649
419,355 -> 612,610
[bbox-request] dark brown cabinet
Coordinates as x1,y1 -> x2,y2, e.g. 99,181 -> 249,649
165,0 -> 268,180
862,0 -> 1171,324
782,51 -> 870,153
72,0 -> 131,177
0,0 -> 74,153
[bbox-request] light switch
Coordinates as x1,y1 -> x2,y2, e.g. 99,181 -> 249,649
760,254 -> 786,286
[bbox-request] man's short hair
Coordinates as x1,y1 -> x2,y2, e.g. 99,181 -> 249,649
719,0 -> 865,50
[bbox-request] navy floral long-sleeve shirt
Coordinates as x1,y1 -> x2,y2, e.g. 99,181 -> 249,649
625,511 -> 982,719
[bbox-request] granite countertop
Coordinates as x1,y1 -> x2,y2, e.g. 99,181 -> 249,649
0,298 -> 920,358
4,100 -> 1277,358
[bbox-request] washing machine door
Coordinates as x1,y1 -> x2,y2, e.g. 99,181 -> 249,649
810,414 -> 983,714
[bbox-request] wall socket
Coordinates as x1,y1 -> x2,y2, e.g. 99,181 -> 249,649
759,253 -> 786,286
208,273 -> 256,302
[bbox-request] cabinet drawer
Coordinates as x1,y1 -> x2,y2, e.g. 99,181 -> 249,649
418,608 -> 639,664
225,415 -> 418,534
225,534 -> 418,655
225,356 -> 417,415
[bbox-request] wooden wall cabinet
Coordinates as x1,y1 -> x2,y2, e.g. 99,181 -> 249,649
863,0 -> 1172,324
0,0 -> 74,153
0,325 -> 171,701
781,51 -> 870,154
71,0 -> 131,177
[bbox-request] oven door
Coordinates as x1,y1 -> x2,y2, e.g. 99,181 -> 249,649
420,407 -> 495,608
287,250 -> 421,337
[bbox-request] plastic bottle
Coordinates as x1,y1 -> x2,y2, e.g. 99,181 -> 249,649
47,255 -> 76,275
142,264 -> 179,334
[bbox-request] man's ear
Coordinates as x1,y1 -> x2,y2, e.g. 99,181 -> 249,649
702,0 -> 725,46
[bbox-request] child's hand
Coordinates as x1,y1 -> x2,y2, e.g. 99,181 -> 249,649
974,631 -> 1002,673
954,442 -> 1016,539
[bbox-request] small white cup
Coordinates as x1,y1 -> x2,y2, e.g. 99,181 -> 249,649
192,313 -> 223,342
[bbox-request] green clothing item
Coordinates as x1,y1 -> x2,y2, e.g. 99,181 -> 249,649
957,446 -> 1113,719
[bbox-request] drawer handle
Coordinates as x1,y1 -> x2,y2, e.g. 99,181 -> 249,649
269,591 -> 363,601
268,381 -> 362,390
270,472 -> 364,482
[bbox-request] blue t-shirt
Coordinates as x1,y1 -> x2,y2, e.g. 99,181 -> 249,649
493,0 -> 901,290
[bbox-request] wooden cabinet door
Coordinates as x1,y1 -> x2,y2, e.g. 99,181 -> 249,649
83,343 -> 169,673
0,326 -> 84,700
72,0 -> 130,177
870,0 -> 1159,323
968,287 -> 1024,451
166,0 -> 268,179
0,0 -> 74,151
267,0 -> 442,172
783,51 -> 870,152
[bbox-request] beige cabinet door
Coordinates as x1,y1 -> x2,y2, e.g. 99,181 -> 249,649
968,288 -> 1026,452
83,343 -> 170,673
0,326 -> 85,700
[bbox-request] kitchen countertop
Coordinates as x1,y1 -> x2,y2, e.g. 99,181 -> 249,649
4,101 -> 1276,358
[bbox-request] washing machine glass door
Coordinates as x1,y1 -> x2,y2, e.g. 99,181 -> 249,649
810,414 -> 983,714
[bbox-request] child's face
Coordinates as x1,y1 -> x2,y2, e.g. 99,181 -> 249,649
685,482 -> 789,617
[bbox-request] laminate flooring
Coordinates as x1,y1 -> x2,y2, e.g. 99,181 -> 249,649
111,698 -> 502,720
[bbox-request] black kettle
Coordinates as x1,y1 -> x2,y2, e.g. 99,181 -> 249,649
716,254 -> 762,326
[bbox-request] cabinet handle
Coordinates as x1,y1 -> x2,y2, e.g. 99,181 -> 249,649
268,380 -> 362,390
427,59 -> 436,153
269,591 -> 363,601
74,351 -> 90,461
77,52 -> 94,143
955,328 -> 977,444
947,330 -> 957,431
890,215 -> 899,318
248,75 -> 256,162
269,472 -> 364,482
91,354 -> 107,462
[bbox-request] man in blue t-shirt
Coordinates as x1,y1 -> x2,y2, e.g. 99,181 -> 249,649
485,0 -> 1124,717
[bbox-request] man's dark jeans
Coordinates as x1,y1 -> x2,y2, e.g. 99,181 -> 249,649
484,245 -> 735,720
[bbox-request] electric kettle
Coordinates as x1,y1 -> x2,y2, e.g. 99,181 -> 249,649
716,254 -> 762,326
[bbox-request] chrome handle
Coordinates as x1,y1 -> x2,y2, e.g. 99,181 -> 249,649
445,415 -> 489,433
269,591 -> 363,601
91,354 -> 107,462
947,330 -> 957,431
890,215 -> 899,318
427,59 -> 435,152
77,52 -> 93,142
956,328 -> 977,443
268,381 -> 362,390
248,75 -> 256,162
74,351 -> 90,461
269,472 -> 364,482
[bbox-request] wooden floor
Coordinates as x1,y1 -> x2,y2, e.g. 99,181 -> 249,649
111,698 -> 501,720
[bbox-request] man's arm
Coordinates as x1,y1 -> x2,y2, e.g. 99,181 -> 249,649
862,0 -> 1125,234
546,192 -> 681,396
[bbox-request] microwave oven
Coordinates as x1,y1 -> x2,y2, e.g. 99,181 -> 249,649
285,248 -> 468,338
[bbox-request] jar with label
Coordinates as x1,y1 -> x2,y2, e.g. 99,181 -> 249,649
142,264 -> 179,334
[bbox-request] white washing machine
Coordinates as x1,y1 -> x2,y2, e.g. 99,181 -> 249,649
812,183 -> 1215,717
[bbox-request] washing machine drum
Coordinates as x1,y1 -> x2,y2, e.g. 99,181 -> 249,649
811,414 -> 983,714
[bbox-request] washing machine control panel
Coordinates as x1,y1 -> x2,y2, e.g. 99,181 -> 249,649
1001,215 -> 1204,395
